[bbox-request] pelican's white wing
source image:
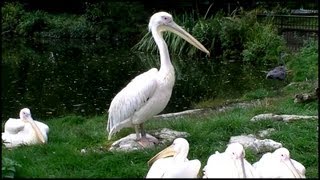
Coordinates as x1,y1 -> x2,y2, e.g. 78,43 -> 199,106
2,123 -> 32,148
253,153 -> 275,178
163,159 -> 201,178
146,158 -> 173,178
107,68 -> 158,137
253,152 -> 305,178
291,159 -> 306,176
243,159 -> 260,178
204,152 -> 240,178
4,118 -> 25,134
146,158 -> 200,178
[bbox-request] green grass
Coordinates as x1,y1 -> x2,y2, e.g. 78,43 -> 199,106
2,79 -> 318,178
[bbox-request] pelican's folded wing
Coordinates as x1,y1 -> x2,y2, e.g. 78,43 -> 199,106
4,118 -> 25,134
107,68 -> 158,134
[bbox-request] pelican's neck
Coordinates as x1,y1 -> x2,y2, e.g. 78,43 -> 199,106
151,28 -> 173,72
173,149 -> 189,162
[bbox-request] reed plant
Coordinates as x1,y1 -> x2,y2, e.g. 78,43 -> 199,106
132,9 -> 287,64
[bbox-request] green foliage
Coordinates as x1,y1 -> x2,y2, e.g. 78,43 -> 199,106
41,14 -> 95,39
1,1 -> 147,44
16,10 -> 50,36
133,9 -> 286,64
84,1 -> 147,41
1,2 -> 25,35
2,157 -> 22,178
287,39 -> 318,82
242,23 -> 286,64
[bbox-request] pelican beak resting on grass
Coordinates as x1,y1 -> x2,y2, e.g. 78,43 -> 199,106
146,138 -> 201,178
2,108 -> 49,148
106,11 -> 209,147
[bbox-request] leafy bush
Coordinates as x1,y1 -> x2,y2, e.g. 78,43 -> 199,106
133,9 -> 286,64
1,2 -> 25,35
2,1 -> 147,44
84,1 -> 148,42
16,10 -> 50,36
2,157 -> 22,178
242,23 -> 286,64
287,39 -> 318,82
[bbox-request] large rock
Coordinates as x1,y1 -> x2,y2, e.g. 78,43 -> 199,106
109,134 -> 158,151
229,134 -> 282,153
152,128 -> 190,144
257,128 -> 276,138
250,113 -> 318,122
109,128 -> 190,151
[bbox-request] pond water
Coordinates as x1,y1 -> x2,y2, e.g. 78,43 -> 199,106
1,38 -> 283,121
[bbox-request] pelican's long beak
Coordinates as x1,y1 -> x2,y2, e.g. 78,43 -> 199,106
160,22 -> 210,56
26,116 -> 46,144
283,159 -> 302,178
147,145 -> 176,166
234,157 -> 246,178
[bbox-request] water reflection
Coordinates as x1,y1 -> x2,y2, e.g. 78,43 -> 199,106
2,38 -> 282,121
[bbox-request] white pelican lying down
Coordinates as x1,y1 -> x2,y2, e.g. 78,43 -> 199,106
203,142 -> 259,178
253,147 -> 306,178
2,108 -> 49,148
146,138 -> 201,178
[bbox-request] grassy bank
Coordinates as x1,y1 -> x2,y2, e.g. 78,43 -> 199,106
2,82 -> 318,178
2,41 -> 318,178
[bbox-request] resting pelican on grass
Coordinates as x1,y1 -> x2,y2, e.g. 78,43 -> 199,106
2,108 -> 49,148
203,143 -> 259,178
253,147 -> 306,178
106,12 -> 209,147
146,138 -> 201,178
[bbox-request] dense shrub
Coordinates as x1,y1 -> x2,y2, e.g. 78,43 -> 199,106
1,2 -> 25,35
133,9 -> 287,64
2,1 -> 148,44
16,10 -> 50,36
287,39 -> 318,82
242,23 -> 286,64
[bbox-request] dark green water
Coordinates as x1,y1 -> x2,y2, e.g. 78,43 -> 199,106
1,38 -> 280,121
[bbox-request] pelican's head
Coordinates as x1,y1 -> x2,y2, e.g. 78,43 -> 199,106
19,108 -> 46,144
274,147 -> 290,160
148,12 -> 173,31
20,108 -> 32,121
273,147 -> 302,178
148,11 -> 210,56
147,138 -> 189,166
226,142 -> 245,159
226,143 -> 247,177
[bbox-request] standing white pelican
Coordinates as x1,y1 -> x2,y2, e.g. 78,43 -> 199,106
253,147 -> 306,178
146,138 -> 201,178
2,108 -> 49,148
203,142 -> 259,178
107,12 -> 209,146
